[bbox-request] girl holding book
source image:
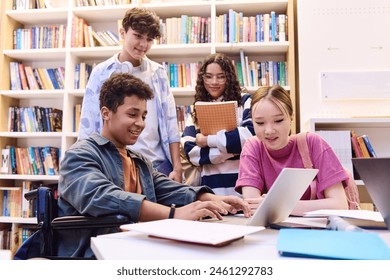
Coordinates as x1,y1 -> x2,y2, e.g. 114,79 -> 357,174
235,85 -> 349,215
181,53 -> 254,195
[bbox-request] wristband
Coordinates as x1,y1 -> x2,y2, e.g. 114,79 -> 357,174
168,204 -> 176,219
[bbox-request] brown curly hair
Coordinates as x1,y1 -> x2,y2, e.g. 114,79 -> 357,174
122,7 -> 161,39
100,73 -> 153,113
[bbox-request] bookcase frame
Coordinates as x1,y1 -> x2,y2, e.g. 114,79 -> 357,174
310,117 -> 390,207
0,0 -> 297,254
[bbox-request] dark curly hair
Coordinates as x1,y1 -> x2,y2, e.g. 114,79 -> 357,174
193,53 -> 242,124
122,7 -> 161,39
195,53 -> 242,104
100,73 -> 154,113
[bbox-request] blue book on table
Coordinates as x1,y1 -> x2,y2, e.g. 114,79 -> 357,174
277,228 -> 390,260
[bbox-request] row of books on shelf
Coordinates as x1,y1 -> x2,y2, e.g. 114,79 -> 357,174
176,105 -> 192,133
350,131 -> 377,158
8,106 -> 62,133
0,224 -> 35,252
0,187 -> 22,218
216,10 -> 287,43
235,49 -> 288,88
13,25 -> 66,50
315,130 -> 377,181
13,0 -> 135,10
75,0 -> 133,6
0,181 -> 57,252
157,16 -> 211,45
12,0 -> 54,10
11,13 -> 287,51
71,16 -> 121,48
1,146 -> 61,176
0,181 -> 57,219
162,58 -> 288,89
74,62 -> 95,89
74,104 -> 82,133
163,62 -> 201,89
10,62 -> 65,90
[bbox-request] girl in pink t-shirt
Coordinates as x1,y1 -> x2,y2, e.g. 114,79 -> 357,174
235,85 -> 348,216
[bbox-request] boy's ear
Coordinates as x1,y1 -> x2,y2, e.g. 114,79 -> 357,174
101,106 -> 110,121
119,27 -> 126,39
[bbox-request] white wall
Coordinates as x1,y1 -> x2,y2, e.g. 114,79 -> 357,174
297,0 -> 390,131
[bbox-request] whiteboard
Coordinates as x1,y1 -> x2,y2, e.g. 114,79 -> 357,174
321,71 -> 390,100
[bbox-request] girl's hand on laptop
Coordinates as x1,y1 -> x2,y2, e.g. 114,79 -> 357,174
245,195 -> 266,215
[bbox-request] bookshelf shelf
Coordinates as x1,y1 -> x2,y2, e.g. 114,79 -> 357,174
0,132 -> 63,138
310,117 -> 390,208
143,1 -> 212,18
0,0 -> 297,255
0,174 -> 60,181
0,91 -> 65,99
73,5 -> 136,21
70,46 -> 121,58
152,44 -> 213,57
3,49 -> 67,61
0,217 -> 37,224
310,118 -> 390,159
5,8 -> 68,24
215,42 -> 289,54
215,0 -> 288,14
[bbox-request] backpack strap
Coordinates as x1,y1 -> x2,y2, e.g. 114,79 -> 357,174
296,132 -> 317,200
296,132 -> 313,168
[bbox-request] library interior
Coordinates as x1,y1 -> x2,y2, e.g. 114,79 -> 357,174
1,0 -> 390,263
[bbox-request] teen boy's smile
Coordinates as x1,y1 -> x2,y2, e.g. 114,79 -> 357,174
101,95 -> 148,148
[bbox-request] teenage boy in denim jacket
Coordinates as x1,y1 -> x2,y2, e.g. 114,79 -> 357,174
58,73 -> 250,258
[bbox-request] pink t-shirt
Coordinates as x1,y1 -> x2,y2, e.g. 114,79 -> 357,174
235,133 -> 348,199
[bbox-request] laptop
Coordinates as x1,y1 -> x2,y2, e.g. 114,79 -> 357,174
219,168 -> 319,227
352,157 -> 390,230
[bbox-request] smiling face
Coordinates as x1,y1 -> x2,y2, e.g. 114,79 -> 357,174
203,63 -> 227,100
101,95 -> 147,148
251,97 -> 292,151
119,27 -> 154,66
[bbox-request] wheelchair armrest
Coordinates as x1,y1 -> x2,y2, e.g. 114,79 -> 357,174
51,214 -> 131,230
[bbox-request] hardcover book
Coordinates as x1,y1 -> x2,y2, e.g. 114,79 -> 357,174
194,101 -> 238,136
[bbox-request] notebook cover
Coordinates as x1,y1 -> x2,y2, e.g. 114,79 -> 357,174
277,228 -> 390,260
195,101 -> 238,136
121,219 -> 264,247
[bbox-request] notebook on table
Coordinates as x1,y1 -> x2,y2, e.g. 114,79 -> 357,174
120,219 -> 264,247
277,228 -> 390,260
211,168 -> 319,227
352,157 -> 390,230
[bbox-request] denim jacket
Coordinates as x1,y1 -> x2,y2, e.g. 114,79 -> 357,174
78,54 -> 180,164
57,133 -> 212,257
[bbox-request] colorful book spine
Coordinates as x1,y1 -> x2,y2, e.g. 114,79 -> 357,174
362,135 -> 377,157
356,136 -> 371,158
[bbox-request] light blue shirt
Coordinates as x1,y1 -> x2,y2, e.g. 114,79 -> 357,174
78,54 -> 180,164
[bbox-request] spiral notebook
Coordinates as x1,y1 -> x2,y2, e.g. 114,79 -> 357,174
194,101 -> 238,135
